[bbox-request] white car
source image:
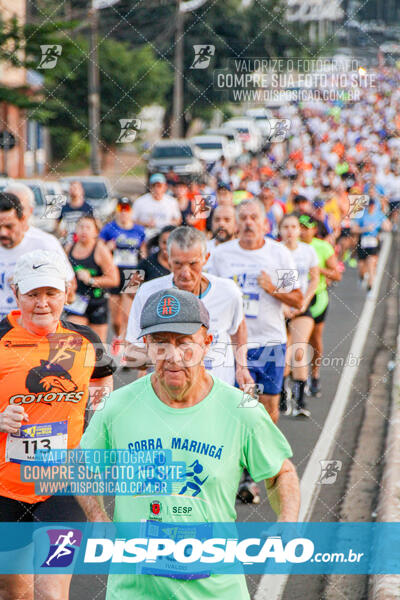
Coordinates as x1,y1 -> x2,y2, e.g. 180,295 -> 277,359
191,135 -> 231,166
264,92 -> 291,110
43,180 -> 64,198
222,118 -> 262,153
60,176 -> 116,222
0,177 -> 13,191
146,139 -> 204,182
245,108 -> 274,141
205,128 -> 243,162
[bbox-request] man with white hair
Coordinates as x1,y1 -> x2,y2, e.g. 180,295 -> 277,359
125,226 -> 253,388
207,199 -> 303,503
5,182 -> 72,250
0,191 -> 75,319
208,198 -> 303,424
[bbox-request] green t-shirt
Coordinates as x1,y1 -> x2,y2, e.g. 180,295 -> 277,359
81,374 -> 292,600
311,237 -> 334,296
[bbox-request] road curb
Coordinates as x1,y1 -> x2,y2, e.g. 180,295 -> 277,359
371,330 -> 400,600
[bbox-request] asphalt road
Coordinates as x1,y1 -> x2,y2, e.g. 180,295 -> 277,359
67,260 -> 372,600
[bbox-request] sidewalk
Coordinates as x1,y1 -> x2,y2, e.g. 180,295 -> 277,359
371,329 -> 400,599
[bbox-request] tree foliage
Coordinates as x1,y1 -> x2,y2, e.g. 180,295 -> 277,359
94,0 -> 310,128
43,37 -> 172,158
2,0 -> 312,162
0,11 -> 172,159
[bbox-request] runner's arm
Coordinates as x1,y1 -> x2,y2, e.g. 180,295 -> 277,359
123,284 -> 148,370
171,215 -> 182,226
257,271 -> 303,308
75,494 -> 111,522
139,241 -> 148,259
66,277 -> 77,304
350,223 -> 374,234
0,405 -> 28,433
230,318 -> 254,388
302,265 -> 320,310
265,458 -> 300,522
320,254 -> 342,282
89,241 -> 120,288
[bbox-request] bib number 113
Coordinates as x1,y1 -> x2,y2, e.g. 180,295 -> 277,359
22,438 -> 51,454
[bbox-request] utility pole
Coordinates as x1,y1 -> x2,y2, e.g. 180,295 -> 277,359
171,1 -> 184,138
171,0 -> 209,138
88,5 -> 101,175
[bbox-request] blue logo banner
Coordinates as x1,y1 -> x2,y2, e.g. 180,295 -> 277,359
0,522 -> 399,575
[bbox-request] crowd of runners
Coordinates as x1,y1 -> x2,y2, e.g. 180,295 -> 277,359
0,66 -> 398,598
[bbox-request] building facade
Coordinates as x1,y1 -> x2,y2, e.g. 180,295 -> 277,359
0,0 -> 46,177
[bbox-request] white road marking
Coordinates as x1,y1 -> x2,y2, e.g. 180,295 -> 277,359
254,233 -> 392,600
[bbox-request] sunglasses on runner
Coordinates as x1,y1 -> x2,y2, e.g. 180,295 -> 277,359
117,201 -> 132,212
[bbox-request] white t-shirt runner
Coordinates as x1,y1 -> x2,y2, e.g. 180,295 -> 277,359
207,238 -> 300,347
132,193 -> 181,231
0,227 -> 74,318
126,272 -> 243,385
287,241 -> 319,296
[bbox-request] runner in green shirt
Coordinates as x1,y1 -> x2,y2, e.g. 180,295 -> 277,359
78,287 -> 300,600
299,215 -> 342,397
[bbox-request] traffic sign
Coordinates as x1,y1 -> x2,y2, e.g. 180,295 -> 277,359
0,131 -> 16,150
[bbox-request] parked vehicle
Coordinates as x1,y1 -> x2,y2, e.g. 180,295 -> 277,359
60,176 -> 116,222
205,128 -> 243,162
222,118 -> 262,153
0,177 -> 13,191
190,135 -> 230,166
43,180 -> 64,198
145,139 -> 204,181
245,107 -> 274,140
18,179 -> 57,233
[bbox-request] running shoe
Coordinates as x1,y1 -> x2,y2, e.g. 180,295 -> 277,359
310,378 -> 321,397
292,406 -> 311,418
362,274 -> 369,290
237,480 -> 261,504
279,380 -> 292,416
348,258 -> 357,268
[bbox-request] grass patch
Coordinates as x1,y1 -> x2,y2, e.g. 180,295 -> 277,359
125,163 -> 147,178
55,157 -> 89,173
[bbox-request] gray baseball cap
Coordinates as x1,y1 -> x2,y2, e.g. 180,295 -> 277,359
139,288 -> 210,337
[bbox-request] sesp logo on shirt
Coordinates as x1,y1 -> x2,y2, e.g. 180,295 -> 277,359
157,295 -> 180,319
150,500 -> 162,516
41,528 -> 82,568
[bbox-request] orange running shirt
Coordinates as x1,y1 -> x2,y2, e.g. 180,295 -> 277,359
0,311 -> 115,503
